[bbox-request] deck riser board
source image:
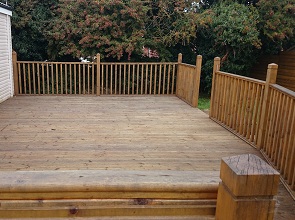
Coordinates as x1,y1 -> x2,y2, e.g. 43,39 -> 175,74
0,192 -> 218,200
0,206 -> 216,218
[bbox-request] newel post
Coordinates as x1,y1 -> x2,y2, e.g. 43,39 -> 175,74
177,53 -> 183,64
96,53 -> 101,96
12,51 -> 19,96
257,64 -> 278,149
209,57 -> 220,118
192,55 -> 202,108
216,154 -> 279,220
175,53 -> 183,97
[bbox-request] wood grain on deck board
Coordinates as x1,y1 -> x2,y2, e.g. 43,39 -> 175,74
0,96 -> 260,172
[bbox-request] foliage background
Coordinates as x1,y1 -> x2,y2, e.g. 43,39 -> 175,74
10,0 -> 295,93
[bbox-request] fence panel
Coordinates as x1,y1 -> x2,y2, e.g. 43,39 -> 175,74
16,62 -> 97,95
211,71 -> 265,145
250,51 -> 295,92
261,84 -> 295,190
176,55 -> 202,107
16,61 -> 178,96
176,64 -> 196,106
100,62 -> 176,95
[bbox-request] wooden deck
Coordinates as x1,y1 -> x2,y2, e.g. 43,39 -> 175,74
0,96 -> 294,219
0,96 -> 260,171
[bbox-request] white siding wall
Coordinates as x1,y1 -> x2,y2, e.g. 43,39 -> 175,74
0,8 -> 13,103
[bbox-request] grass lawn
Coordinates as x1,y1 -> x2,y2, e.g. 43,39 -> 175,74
198,94 -> 211,110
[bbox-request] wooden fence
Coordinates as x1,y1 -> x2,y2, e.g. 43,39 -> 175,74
12,52 -> 202,107
250,51 -> 295,92
210,57 -> 295,197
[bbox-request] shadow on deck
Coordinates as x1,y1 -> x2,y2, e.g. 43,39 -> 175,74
0,96 -> 294,219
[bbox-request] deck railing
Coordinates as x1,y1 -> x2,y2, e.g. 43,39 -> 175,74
261,84 -> 295,191
210,58 -> 295,197
15,61 -> 97,95
12,52 -> 202,107
100,62 -> 176,95
176,54 -> 202,107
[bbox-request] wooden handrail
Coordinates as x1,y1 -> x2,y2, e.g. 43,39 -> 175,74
271,83 -> 295,98
217,70 -> 265,85
178,63 -> 196,68
16,61 -> 177,65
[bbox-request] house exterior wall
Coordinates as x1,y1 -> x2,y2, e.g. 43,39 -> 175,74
0,5 -> 13,103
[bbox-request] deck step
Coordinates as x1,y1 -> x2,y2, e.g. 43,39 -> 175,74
0,170 -> 219,218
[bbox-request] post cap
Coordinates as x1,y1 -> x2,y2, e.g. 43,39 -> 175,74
267,63 -> 278,69
178,53 -> 183,63
220,154 -> 280,197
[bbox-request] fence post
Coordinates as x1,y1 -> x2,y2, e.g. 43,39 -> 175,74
175,53 -> 183,97
216,154 -> 279,220
257,64 -> 278,149
12,51 -> 19,96
209,57 -> 220,118
96,53 -> 101,96
192,55 -> 202,108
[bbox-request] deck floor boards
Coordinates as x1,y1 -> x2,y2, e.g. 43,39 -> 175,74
0,96 -> 260,172
0,96 -> 294,219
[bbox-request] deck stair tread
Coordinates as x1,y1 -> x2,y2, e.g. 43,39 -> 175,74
0,170 -> 219,196
0,170 -> 219,218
